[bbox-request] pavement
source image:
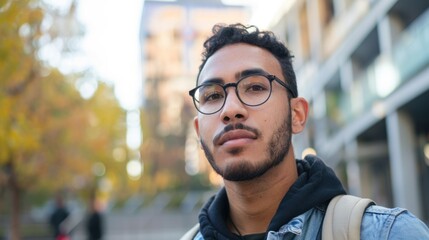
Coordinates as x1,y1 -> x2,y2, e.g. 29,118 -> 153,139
72,208 -> 199,240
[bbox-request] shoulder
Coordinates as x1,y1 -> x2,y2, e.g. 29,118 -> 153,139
361,205 -> 429,239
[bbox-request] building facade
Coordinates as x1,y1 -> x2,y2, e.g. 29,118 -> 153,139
257,0 -> 429,222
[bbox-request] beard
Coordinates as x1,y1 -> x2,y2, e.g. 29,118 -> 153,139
200,109 -> 292,181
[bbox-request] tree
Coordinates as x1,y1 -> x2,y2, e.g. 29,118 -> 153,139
1,1 -> 46,238
0,1 -> 128,239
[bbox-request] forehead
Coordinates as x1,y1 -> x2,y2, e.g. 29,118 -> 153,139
198,43 -> 282,84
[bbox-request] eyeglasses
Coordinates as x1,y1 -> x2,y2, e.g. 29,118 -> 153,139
189,73 -> 297,115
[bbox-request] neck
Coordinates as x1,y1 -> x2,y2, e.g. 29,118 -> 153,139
224,155 -> 298,235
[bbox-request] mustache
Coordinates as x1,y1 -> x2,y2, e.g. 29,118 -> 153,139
213,123 -> 261,144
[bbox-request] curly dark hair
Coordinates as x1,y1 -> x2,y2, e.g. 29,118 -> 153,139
197,23 -> 298,98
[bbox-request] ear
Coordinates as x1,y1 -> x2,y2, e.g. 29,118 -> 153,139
193,116 -> 200,138
193,116 -> 203,149
290,97 -> 308,134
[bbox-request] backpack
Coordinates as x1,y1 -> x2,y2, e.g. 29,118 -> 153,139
322,195 -> 374,240
180,195 -> 374,240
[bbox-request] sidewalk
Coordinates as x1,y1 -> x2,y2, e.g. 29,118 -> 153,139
72,208 -> 199,240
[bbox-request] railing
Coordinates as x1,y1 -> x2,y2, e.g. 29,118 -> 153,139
325,9 -> 429,134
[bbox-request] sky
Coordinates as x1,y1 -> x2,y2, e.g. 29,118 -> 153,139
76,0 -> 145,111
31,0 -> 144,112
76,0 -> 145,153
42,0 -> 144,111
41,0 -> 145,152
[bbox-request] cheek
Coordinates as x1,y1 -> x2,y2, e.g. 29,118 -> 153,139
260,106 -> 288,132
198,117 -> 217,143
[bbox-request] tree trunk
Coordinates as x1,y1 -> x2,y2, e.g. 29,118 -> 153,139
9,162 -> 21,240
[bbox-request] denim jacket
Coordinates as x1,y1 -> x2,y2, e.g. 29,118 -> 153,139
192,204 -> 429,239
191,156 -> 429,240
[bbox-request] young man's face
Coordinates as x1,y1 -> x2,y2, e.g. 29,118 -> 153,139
194,43 -> 295,181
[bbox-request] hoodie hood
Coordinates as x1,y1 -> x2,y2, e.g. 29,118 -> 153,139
198,155 -> 346,239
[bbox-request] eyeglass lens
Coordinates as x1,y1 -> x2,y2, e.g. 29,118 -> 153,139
193,75 -> 272,114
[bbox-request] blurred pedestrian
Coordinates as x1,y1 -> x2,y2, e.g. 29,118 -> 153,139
49,194 -> 70,239
86,198 -> 104,240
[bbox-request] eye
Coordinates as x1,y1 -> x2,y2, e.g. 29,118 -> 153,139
246,83 -> 267,92
204,91 -> 224,102
239,75 -> 270,94
198,85 -> 225,104
241,79 -> 269,93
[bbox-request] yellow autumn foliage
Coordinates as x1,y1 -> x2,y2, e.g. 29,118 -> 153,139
1,0 -> 128,204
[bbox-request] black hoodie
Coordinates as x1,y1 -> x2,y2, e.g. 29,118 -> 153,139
198,155 -> 346,240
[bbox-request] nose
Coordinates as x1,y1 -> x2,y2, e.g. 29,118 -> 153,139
220,88 -> 248,123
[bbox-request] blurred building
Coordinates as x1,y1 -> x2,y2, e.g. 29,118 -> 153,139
255,0 -> 429,222
139,0 -> 250,190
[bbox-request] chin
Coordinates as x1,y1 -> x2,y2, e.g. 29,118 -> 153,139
221,160 -> 267,181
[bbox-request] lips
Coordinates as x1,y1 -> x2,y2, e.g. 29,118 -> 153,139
216,129 -> 257,146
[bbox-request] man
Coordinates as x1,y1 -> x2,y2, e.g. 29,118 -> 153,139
184,23 -> 429,239
86,198 -> 104,240
49,195 -> 70,239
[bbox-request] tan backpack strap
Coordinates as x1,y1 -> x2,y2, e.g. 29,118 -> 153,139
180,223 -> 200,240
322,195 -> 374,240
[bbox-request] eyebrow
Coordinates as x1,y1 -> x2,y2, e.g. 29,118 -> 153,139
200,68 -> 268,85
201,77 -> 224,85
237,68 -> 267,78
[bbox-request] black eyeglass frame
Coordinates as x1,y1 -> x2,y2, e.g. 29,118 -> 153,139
188,73 -> 297,115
